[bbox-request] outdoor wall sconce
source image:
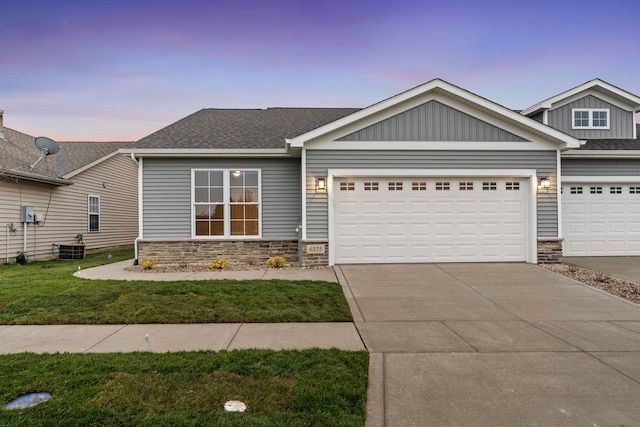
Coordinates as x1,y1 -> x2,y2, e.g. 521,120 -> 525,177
316,178 -> 326,191
538,177 -> 551,190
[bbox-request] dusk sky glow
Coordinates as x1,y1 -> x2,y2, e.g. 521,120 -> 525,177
2,0 -> 639,141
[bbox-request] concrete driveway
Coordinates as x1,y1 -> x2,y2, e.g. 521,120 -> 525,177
336,263 -> 640,426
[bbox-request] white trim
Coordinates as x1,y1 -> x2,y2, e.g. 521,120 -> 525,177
556,150 -> 562,239
190,168 -> 262,239
136,156 -> 143,261
63,150 -> 121,179
87,195 -> 100,232
326,168 -> 538,265
561,175 -> 640,183
562,150 -> 640,158
542,110 -> 548,125
571,108 -> 610,130
120,148 -> 289,157
301,148 -> 307,240
288,79 -> 581,150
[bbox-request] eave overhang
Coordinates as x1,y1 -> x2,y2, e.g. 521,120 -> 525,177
120,148 -> 293,158
1,170 -> 72,186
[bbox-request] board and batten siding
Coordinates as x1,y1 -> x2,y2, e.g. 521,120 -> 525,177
548,95 -> 635,139
561,158 -> 640,176
339,100 -> 529,142
142,158 -> 301,239
305,150 -> 558,239
1,154 -> 138,262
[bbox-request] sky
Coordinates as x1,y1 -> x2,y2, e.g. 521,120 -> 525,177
1,0 -> 639,141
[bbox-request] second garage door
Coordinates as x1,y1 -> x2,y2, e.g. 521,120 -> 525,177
333,177 -> 529,264
562,183 -> 640,256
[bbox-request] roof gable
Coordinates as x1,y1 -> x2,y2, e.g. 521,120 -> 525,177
522,79 -> 640,116
288,79 -> 581,150
338,100 -> 528,142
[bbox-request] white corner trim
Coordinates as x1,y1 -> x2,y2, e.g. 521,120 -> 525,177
561,175 -> 640,183
62,150 -> 121,179
556,150 -> 562,239
138,157 -> 144,240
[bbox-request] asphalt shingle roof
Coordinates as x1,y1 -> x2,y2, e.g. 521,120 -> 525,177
127,108 -> 361,150
1,127 -> 130,182
578,124 -> 640,150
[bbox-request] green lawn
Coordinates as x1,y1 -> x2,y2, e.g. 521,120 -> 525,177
0,349 -> 368,426
0,250 -> 352,324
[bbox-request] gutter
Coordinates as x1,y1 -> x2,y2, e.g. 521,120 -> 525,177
1,170 -> 72,186
119,148 -> 291,157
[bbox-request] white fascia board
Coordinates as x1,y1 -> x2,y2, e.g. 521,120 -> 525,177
289,79 -> 580,150
562,175 -> 640,183
63,150 -> 121,179
561,150 -> 640,159
306,140 -> 558,151
119,148 -> 290,157
522,79 -> 640,115
4,170 -> 72,186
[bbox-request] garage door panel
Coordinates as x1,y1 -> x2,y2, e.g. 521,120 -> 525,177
562,183 -> 640,256
334,177 -> 529,263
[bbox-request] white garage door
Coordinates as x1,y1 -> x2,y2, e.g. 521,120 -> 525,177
333,177 -> 529,263
562,183 -> 640,256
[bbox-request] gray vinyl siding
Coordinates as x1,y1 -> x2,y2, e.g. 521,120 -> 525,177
548,95 -> 634,139
530,112 -> 544,123
142,158 -> 300,239
306,150 -> 558,239
339,100 -> 529,142
561,158 -> 640,176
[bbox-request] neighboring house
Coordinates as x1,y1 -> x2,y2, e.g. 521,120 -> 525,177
0,113 -> 138,263
522,79 -> 640,257
122,79 -> 590,267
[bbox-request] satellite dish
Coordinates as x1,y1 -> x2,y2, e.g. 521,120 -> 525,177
30,136 -> 61,170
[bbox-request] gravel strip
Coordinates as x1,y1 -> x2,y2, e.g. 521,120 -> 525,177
541,263 -> 640,304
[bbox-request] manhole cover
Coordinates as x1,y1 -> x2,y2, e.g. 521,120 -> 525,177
4,392 -> 51,410
224,400 -> 247,412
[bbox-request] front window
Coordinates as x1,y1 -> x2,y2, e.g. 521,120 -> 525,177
193,169 -> 260,237
572,109 -> 609,129
88,195 -> 100,232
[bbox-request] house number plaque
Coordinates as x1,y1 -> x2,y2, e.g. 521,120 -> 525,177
306,244 -> 325,254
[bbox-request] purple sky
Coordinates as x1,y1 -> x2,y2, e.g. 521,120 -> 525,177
2,0 -> 639,141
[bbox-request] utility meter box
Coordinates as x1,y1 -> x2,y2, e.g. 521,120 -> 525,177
21,206 -> 35,223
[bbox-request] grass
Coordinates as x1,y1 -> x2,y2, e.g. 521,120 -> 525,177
0,349 -> 368,426
0,250 -> 353,324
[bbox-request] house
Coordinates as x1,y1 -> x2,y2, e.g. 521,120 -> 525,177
0,112 -> 138,263
522,79 -> 640,257
122,78 -> 596,267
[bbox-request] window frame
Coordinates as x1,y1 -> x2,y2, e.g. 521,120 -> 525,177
571,108 -> 610,130
88,195 -> 100,232
191,168 -> 262,239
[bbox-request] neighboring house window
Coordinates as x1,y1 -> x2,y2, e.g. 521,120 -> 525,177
193,169 -> 260,238
88,195 -> 100,232
572,109 -> 609,129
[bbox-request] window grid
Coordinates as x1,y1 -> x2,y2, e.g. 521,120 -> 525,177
610,186 -> 622,194
573,109 -> 609,129
506,182 -> 520,191
483,182 -> 497,191
435,182 -> 450,191
340,182 -> 355,191
630,187 -> 640,194
459,182 -> 473,191
570,186 -> 583,194
88,195 -> 100,232
364,182 -> 379,191
412,181 -> 427,191
388,182 -> 403,191
590,186 -> 602,194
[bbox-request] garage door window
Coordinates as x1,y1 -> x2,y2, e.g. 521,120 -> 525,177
631,187 -> 640,194
459,182 -> 474,190
506,182 -> 520,190
340,182 -> 355,191
436,182 -> 450,190
590,186 -> 602,194
483,182 -> 497,190
412,181 -> 427,191
364,182 -> 379,191
570,186 -> 583,194
388,182 -> 403,191
610,186 -> 622,194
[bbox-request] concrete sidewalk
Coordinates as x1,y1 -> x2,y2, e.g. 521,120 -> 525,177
74,259 -> 339,282
0,323 -> 365,354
